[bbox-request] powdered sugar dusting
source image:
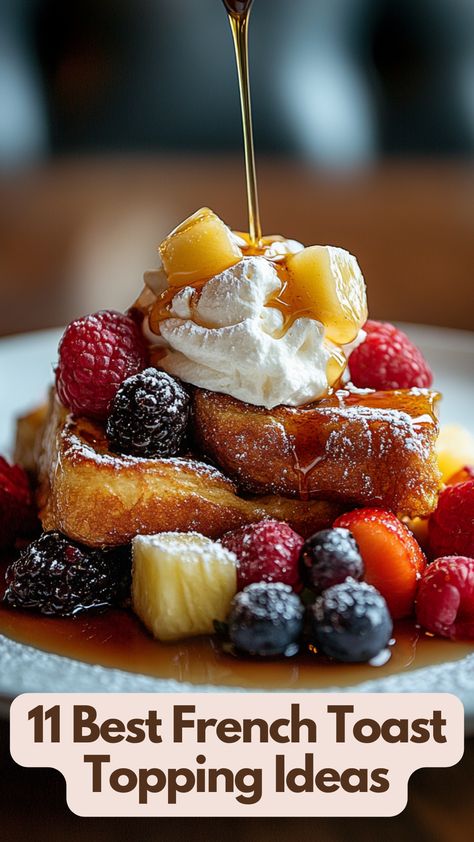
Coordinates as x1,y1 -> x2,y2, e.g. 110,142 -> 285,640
61,423 -> 228,484
133,532 -> 238,567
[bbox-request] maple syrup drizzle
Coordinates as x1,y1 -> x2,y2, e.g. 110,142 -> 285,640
148,278 -> 210,333
223,0 -> 262,245
282,389 -> 440,500
148,236 -> 306,334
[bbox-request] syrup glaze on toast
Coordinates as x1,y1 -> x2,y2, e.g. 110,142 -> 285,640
193,386 -> 441,516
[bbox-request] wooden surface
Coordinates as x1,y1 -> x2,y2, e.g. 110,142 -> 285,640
0,156 -> 473,839
0,156 -> 473,337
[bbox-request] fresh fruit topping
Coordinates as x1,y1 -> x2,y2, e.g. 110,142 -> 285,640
227,582 -> 304,657
56,310 -> 148,419
0,457 -> 37,549
285,245 -> 367,345
348,320 -> 433,390
308,578 -> 393,663
436,424 -> 474,483
428,480 -> 474,559
159,207 -> 242,288
416,556 -> 474,639
334,508 -> 426,619
3,532 -> 131,616
132,532 -> 237,641
300,527 -> 364,594
446,465 -> 474,486
106,368 -> 190,458
221,520 -> 303,591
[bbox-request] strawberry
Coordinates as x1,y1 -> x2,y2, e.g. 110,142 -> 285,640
334,508 -> 426,619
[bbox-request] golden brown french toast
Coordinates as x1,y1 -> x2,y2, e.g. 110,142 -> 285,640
31,395 -> 342,547
193,387 -> 441,517
14,403 -> 49,475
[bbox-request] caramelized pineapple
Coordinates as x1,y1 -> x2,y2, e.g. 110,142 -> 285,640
159,207 -> 242,287
132,532 -> 237,641
286,245 -> 367,344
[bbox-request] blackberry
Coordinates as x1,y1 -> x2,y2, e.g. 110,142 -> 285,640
106,368 -> 190,458
228,582 -> 304,657
3,532 -> 131,617
308,578 -> 393,663
300,527 -> 364,594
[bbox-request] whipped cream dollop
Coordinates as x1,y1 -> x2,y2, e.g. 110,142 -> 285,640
145,256 -> 362,409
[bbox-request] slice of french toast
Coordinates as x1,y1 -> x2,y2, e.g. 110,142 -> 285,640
14,403 -> 49,475
25,394 -> 342,547
193,387 -> 441,517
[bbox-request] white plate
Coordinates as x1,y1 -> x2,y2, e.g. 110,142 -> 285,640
0,326 -> 473,721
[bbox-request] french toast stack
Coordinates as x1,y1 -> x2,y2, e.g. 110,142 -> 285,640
10,208 -> 464,656
21,392 -> 342,546
16,382 -> 440,548
15,207 -> 441,550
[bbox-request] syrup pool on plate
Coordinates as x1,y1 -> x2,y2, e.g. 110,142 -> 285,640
0,568 -> 471,689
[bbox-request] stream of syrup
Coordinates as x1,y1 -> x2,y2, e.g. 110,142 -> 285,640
223,0 -> 262,245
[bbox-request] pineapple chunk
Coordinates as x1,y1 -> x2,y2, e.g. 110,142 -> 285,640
436,424 -> 474,483
132,532 -> 237,641
286,245 -> 367,345
159,208 -> 242,287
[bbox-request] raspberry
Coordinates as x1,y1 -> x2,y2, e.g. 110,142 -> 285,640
300,527 -> 364,594
416,556 -> 474,639
429,480 -> 474,558
56,310 -> 148,419
4,532 -> 131,616
348,320 -> 433,390
308,578 -> 393,662
106,368 -> 190,458
220,520 -> 303,591
0,456 -> 37,548
227,582 -> 304,657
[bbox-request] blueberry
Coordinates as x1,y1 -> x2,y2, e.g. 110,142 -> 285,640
307,578 -> 393,663
300,527 -> 364,594
228,582 -> 304,657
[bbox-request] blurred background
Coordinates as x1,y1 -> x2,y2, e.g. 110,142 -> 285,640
0,0 -> 473,337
